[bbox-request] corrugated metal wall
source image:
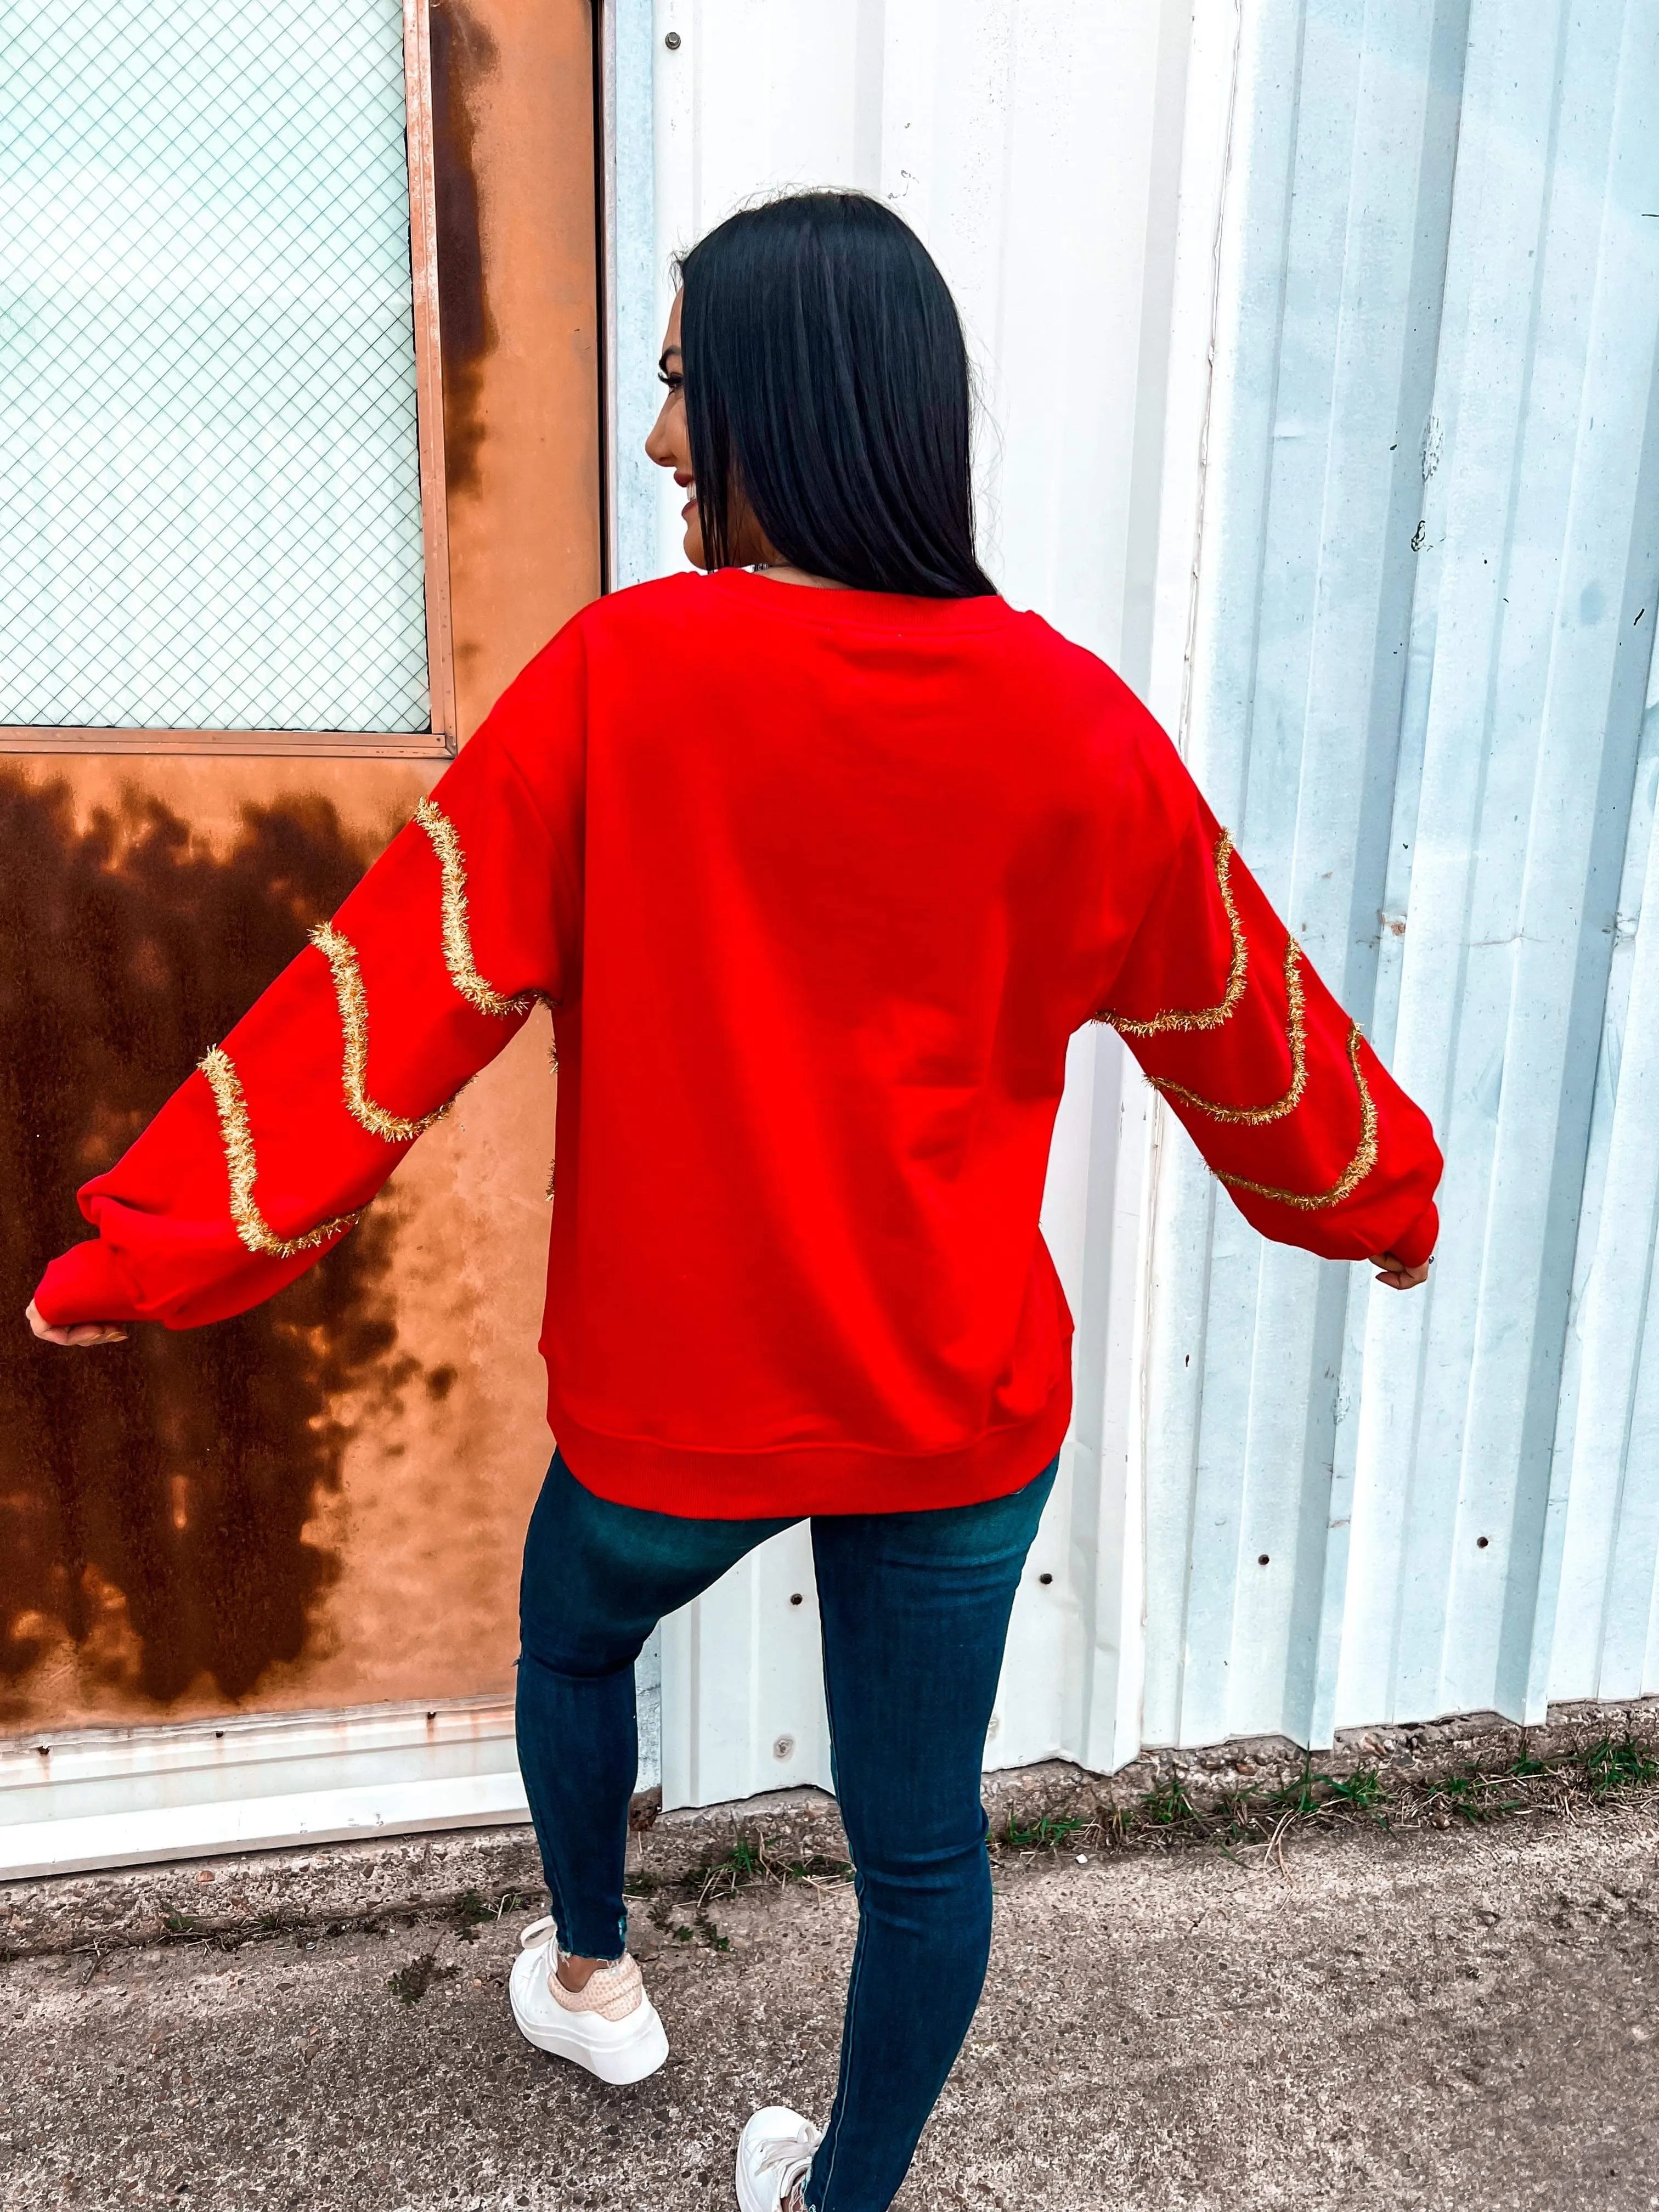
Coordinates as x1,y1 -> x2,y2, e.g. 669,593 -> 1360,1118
1146,0 -> 1659,1750
616,0 -> 1659,1805
1465,1 -> 1659,1716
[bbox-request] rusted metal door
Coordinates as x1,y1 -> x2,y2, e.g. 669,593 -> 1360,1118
0,0 -> 600,1871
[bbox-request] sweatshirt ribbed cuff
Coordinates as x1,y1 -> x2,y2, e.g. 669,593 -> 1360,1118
33,1239 -> 139,1327
1386,1202 -> 1438,1271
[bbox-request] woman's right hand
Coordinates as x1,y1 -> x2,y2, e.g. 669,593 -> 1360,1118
26,1298 -> 127,1347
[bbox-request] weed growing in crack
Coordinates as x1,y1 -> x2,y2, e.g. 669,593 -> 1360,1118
388,1953 -> 458,2005
452,1887 -> 536,1943
1510,1733 -> 1550,1779
1021,1725 -> 1659,1872
453,1889 -> 491,1941
696,1836 -> 853,1907
629,1832 -> 858,1957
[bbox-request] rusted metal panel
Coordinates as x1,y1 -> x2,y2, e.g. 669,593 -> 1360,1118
0,754 -> 559,1735
0,0 -> 599,1770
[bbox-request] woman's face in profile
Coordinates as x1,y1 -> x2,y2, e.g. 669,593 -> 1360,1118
645,291 -> 706,568
646,289 -> 776,572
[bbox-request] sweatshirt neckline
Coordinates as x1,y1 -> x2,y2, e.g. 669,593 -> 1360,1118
706,564 -> 1013,634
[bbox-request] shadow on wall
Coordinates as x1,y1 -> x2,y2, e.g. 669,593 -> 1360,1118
0,774 -> 423,1722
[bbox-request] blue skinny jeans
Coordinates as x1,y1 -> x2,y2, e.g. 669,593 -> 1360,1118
516,1447 -> 1057,2212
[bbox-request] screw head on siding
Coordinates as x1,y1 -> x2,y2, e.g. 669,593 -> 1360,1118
664,30 -> 681,47
772,1734 -> 794,1761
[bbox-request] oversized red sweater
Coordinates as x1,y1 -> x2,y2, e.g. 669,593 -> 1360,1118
35,570 -> 1441,1515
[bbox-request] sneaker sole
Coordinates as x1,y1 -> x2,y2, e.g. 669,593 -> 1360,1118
509,1984 -> 669,2086
735,2153 -> 782,2212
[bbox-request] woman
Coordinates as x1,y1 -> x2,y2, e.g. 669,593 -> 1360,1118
29,191 -> 1438,2211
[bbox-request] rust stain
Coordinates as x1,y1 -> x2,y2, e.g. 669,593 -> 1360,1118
0,776 -> 427,1717
429,0 -> 499,499
428,0 -> 600,732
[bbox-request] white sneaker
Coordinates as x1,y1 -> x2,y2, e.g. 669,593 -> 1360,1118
735,2106 -> 822,2212
507,1916 -> 669,2085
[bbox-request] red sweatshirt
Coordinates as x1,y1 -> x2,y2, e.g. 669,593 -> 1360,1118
35,571 -> 1441,1516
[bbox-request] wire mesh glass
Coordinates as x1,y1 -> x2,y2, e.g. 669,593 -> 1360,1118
0,0 -> 431,733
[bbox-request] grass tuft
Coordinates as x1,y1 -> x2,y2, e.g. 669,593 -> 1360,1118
1583,1735 -> 1659,1796
1005,1813 -> 1091,1852
1140,1779 -> 1200,1828
1426,1771 -> 1526,1824
1325,1767 -> 1383,1809
1265,1762 -> 1327,1819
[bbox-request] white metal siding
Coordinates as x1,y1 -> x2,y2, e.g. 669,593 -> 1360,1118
635,0 -> 1193,1805
624,0 -> 1659,1805
1148,0 -> 1659,1747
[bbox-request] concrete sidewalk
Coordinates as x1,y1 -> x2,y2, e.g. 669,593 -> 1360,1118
3,1802 -> 1656,2210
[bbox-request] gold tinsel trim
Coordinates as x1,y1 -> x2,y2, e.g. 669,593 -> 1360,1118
1150,938 -> 1308,1126
414,796 -> 538,1019
1216,1024 -> 1378,1210
199,1046 -> 361,1258
1103,830 -> 1248,1036
309,922 -> 449,1143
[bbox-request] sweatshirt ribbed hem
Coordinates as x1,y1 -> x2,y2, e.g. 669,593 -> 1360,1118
544,1373 -> 1074,1520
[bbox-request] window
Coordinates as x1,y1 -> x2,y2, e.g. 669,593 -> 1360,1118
0,0 -> 448,746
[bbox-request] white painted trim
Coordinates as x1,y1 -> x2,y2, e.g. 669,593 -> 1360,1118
0,1699 -> 527,1881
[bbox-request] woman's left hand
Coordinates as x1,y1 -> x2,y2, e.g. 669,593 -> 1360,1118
1368,1251 -> 1430,1291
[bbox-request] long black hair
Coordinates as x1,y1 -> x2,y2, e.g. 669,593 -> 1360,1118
674,191 -> 996,598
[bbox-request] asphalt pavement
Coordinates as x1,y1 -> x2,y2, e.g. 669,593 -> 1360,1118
3,1800 -> 1656,2209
